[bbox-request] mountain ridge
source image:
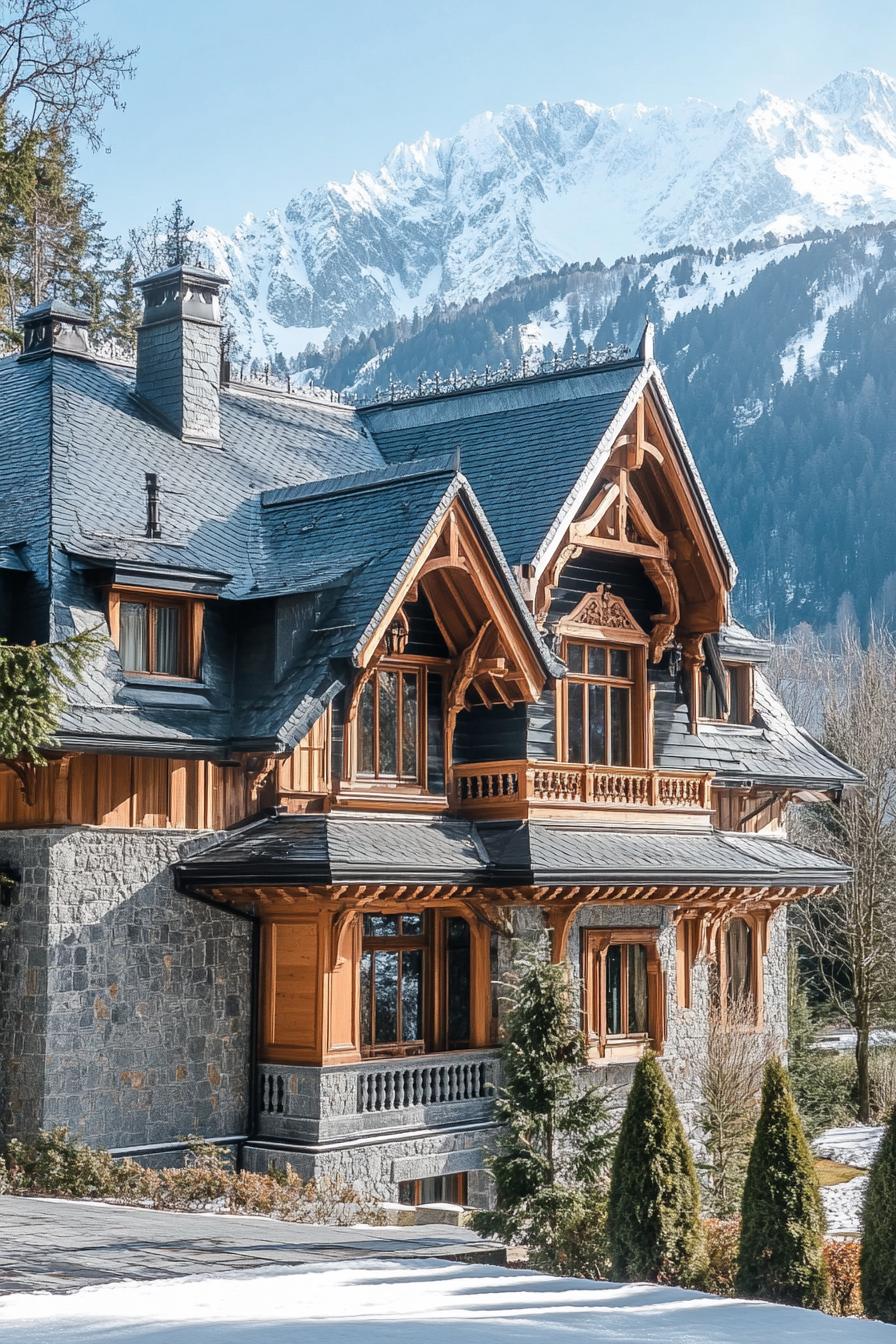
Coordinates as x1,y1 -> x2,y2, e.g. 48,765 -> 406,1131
200,67 -> 896,359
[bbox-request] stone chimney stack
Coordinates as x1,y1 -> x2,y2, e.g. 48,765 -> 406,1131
135,265 -> 228,444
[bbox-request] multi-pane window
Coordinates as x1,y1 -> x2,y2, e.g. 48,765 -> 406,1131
360,914 -> 426,1056
357,667 -> 421,783
358,912 -> 474,1057
119,598 -> 187,676
564,641 -> 633,766
398,1173 -> 468,1207
582,929 -> 663,1058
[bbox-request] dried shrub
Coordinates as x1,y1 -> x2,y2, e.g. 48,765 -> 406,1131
699,1219 -> 740,1297
1,1129 -> 383,1226
824,1239 -> 863,1317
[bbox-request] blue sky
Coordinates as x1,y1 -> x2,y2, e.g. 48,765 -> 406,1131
83,0 -> 896,239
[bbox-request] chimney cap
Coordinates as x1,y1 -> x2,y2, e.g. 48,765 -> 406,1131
136,262 -> 228,292
18,297 -> 92,360
19,297 -> 92,326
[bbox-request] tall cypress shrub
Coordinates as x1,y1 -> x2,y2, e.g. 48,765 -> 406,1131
736,1058 -> 827,1308
607,1051 -> 704,1285
861,1104 -> 896,1321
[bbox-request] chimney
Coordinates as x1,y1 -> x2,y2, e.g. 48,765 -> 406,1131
19,299 -> 92,359
135,264 -> 228,444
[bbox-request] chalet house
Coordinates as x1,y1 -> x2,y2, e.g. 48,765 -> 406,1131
0,267 -> 856,1206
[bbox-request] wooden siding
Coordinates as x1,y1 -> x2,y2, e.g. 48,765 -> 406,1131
452,702 -> 527,766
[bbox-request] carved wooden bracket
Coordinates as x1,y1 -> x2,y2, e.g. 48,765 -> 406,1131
459,898 -> 513,938
544,904 -> 583,963
446,620 -> 491,739
642,554 -> 681,663
680,633 -> 705,674
330,908 -> 359,968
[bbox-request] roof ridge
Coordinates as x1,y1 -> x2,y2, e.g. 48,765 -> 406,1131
260,453 -> 458,509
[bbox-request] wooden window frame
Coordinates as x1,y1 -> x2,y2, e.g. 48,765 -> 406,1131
696,661 -> 753,726
360,913 -> 429,1058
358,909 -> 480,1059
581,927 -> 665,1061
558,637 -> 648,768
716,912 -> 766,1028
107,587 -> 205,682
352,659 -> 428,790
398,1172 -> 468,1207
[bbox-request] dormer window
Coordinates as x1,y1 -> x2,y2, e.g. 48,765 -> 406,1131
108,589 -> 204,681
357,665 -> 423,784
699,662 -> 752,725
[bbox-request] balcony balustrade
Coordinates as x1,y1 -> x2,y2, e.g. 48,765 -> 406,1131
451,761 -> 712,817
256,1049 -> 501,1144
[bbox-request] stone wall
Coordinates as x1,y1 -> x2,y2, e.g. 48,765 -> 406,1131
0,827 -> 251,1149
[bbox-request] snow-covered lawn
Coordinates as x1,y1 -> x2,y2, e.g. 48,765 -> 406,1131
813,1125 -> 883,1237
814,1126 -> 884,1169
2,1259 -> 894,1342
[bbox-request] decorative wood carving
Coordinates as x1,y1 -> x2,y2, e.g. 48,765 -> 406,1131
446,621 -> 492,739
565,585 -> 643,635
680,633 -> 705,673
1,759 -> 38,806
642,554 -> 681,663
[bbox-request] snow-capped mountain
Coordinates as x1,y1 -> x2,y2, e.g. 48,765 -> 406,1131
202,68 -> 896,359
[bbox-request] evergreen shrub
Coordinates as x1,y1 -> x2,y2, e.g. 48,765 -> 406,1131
860,1103 -> 896,1322
736,1058 -> 827,1308
470,939 -> 613,1277
607,1051 -> 705,1286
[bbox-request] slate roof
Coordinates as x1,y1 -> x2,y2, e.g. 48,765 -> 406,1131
652,669 -> 861,790
176,812 -> 491,886
176,811 -> 848,890
362,362 -> 644,565
475,820 -> 850,887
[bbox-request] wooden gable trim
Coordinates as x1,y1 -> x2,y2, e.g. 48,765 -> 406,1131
356,495 -> 548,702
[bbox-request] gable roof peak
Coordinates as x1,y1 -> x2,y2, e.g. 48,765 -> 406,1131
637,318 -> 655,364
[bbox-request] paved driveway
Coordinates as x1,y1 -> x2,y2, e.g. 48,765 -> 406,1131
0,1196 -> 502,1294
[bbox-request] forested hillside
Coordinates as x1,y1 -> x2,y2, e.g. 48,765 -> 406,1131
297,224 -> 896,634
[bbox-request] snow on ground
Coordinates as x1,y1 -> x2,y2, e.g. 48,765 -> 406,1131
813,1124 -> 883,1237
814,1125 -> 884,1169
1,1259 -> 893,1343
822,1176 -> 869,1238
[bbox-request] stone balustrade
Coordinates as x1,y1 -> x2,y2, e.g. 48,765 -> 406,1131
256,1049 -> 501,1144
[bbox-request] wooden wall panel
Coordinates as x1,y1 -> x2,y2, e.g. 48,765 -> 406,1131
263,918 -> 322,1062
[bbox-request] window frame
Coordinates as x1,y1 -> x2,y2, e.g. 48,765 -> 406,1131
358,909 -> 479,1059
352,659 -> 428,789
697,661 -> 753,726
716,912 -> 765,1028
107,587 -> 204,682
581,927 -> 665,1060
558,636 -> 648,769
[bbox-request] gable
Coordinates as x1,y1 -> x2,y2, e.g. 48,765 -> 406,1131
533,375 -> 734,660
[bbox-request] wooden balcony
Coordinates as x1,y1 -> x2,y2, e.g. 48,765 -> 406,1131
450,761 -> 713,819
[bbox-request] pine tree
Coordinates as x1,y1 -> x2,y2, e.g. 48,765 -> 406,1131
736,1058 -> 827,1308
607,1051 -> 704,1286
860,1104 -> 896,1321
470,939 -> 613,1278
106,250 -> 142,354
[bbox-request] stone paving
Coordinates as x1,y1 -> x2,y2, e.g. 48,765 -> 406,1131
0,1196 -> 504,1295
